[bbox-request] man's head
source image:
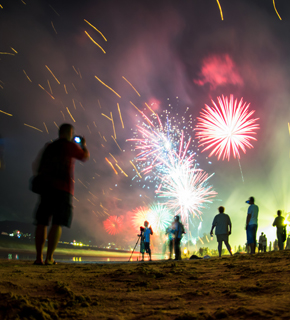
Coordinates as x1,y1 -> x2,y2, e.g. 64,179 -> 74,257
174,215 -> 180,222
144,221 -> 149,227
59,123 -> 74,141
248,196 -> 255,204
277,210 -> 281,216
218,206 -> 225,214
261,232 -> 264,235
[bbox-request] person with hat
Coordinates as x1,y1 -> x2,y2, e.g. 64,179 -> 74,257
246,196 -> 259,254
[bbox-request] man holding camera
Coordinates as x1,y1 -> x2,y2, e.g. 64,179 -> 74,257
246,196 -> 259,254
33,123 -> 89,265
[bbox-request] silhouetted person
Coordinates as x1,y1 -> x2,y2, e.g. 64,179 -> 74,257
173,216 -> 185,260
258,232 -> 267,252
210,206 -> 232,257
273,210 -> 285,250
246,196 -> 259,254
286,235 -> 290,250
142,221 -> 153,261
32,124 -> 89,265
165,222 -> 175,259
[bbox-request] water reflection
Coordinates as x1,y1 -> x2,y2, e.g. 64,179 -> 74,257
72,257 -> 82,262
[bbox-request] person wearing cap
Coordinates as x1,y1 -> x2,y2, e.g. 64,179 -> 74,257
272,210 -> 286,250
246,196 -> 259,254
210,206 -> 232,257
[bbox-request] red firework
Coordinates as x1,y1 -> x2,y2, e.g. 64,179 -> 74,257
103,215 -> 123,235
195,95 -> 259,161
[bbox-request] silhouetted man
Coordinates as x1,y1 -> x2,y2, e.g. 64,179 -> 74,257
210,206 -> 232,257
273,210 -> 285,250
173,216 -> 185,260
32,124 -> 89,265
142,221 -> 153,261
246,196 -> 259,254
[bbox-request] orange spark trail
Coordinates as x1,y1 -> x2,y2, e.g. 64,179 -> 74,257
21,0 -> 26,4
216,0 -> 224,20
110,112 -> 116,139
98,100 -> 102,109
84,19 -> 107,41
24,123 -> 43,132
101,113 -> 112,121
49,5 -> 60,16
66,107 -> 76,122
72,83 -> 77,91
87,125 -> 91,134
111,136 -> 123,152
103,136 -> 107,142
51,21 -> 57,34
47,80 -> 53,95
115,163 -> 128,177
45,65 -> 60,84
0,4 -> 3,8
72,99 -> 76,109
54,122 -> 59,129
60,111 -> 65,121
78,179 -> 88,189
109,153 -> 118,163
0,110 -> 12,116
72,66 -> 78,75
105,157 -> 118,175
0,84 -> 3,89
79,102 -> 85,110
117,103 -> 124,129
10,47 -> 18,54
84,31 -> 106,54
145,102 -> 156,116
43,122 -> 49,134
130,161 -> 142,179
122,76 -> 141,96
0,52 -> 15,55
78,68 -> 82,79
38,84 -> 55,99
23,70 -> 32,82
94,75 -> 121,98
273,0 -> 282,20
93,121 -> 97,128
130,101 -> 142,114
64,84 -> 68,94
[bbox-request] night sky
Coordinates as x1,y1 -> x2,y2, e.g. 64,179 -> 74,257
1,0 -> 290,247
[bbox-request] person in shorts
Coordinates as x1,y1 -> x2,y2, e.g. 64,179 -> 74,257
210,206 -> 232,257
246,196 -> 259,254
142,221 -> 153,261
32,123 -> 89,265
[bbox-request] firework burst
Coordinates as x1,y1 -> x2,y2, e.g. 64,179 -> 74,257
195,95 -> 259,161
156,163 -> 217,224
148,203 -> 173,234
131,206 -> 151,231
103,215 -> 123,235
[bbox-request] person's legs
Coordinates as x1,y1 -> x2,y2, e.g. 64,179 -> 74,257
169,240 -> 173,259
45,225 -> 62,264
35,225 -> 47,263
263,245 -> 266,252
277,231 -> 284,250
175,238 -> 181,260
224,241 -> 232,256
218,241 -> 222,257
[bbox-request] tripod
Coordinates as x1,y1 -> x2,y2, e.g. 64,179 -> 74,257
128,235 -> 141,262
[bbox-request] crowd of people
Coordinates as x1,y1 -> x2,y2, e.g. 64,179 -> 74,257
30,123 -> 288,264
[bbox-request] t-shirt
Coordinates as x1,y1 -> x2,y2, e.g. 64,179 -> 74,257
144,227 -> 152,243
37,138 -> 86,195
273,216 -> 285,229
174,222 -> 184,239
247,204 -> 259,225
212,213 -> 231,235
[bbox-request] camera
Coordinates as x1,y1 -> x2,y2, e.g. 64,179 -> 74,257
245,200 -> 250,204
74,136 -> 82,145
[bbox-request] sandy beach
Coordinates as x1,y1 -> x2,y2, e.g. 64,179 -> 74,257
1,250 -> 290,319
